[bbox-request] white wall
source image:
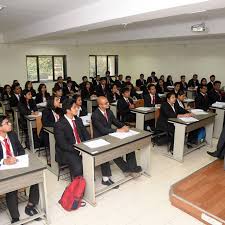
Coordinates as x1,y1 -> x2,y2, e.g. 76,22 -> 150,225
0,42 -> 225,91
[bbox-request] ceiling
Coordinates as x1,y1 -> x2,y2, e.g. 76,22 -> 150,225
1,0 -> 225,45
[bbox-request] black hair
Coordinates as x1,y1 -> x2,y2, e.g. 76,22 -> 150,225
47,96 -> 58,110
140,74 -> 144,77
147,83 -> 156,90
177,90 -> 185,96
167,75 -> 172,82
200,78 -> 207,84
166,92 -> 175,99
67,76 -> 71,80
38,83 -> 47,93
25,81 -> 33,90
180,75 -> 185,79
125,75 -> 131,80
193,74 -> 198,78
82,76 -> 87,81
73,94 -> 82,103
62,98 -> 76,114
151,71 -> 156,76
52,86 -> 62,94
214,81 -> 221,85
20,89 -> 32,104
100,77 -> 106,81
174,82 -> 180,87
121,87 -> 130,94
0,115 -> 8,126
57,76 -> 63,80
210,75 -> 215,79
200,84 -> 207,89
12,83 -> 20,91
3,85 -> 11,92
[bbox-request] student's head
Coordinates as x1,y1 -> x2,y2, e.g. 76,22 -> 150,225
210,75 -> 215,82
181,75 -> 186,82
177,90 -> 186,102
158,79 -> 164,87
140,74 -> 144,79
111,84 -> 118,93
67,76 -> 72,81
193,74 -> 198,80
0,115 -> 12,133
12,84 -> 21,95
82,76 -> 88,82
97,96 -> 109,111
4,85 -> 11,93
52,86 -> 63,97
213,81 -> 221,91
96,75 -> 100,81
199,85 -> 208,94
74,94 -> 82,107
167,75 -> 172,82
118,74 -> 123,81
47,96 -> 61,110
121,87 -> 131,98
167,92 -> 176,104
38,83 -> 47,94
21,89 -> 32,102
85,81 -> 91,89
25,81 -> 33,90
160,75 -> 164,80
100,77 -> 106,85
147,84 -> 156,95
151,71 -> 156,77
125,75 -> 131,83
13,80 -> 19,85
200,78 -> 207,85
105,71 -> 110,77
57,76 -> 63,83
174,82 -> 181,92
62,99 -> 78,116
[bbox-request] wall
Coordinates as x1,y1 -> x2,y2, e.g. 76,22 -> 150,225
0,41 -> 225,91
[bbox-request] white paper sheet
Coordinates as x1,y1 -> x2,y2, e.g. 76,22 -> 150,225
83,139 -> 110,149
27,112 -> 42,118
179,117 -> 199,123
212,101 -> 225,108
191,109 -> 208,115
135,107 -> 154,112
37,102 -> 47,107
184,98 -> 194,103
109,130 -> 140,139
0,154 -> 29,170
80,113 -> 91,126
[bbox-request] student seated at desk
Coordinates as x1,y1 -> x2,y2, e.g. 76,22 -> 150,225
35,83 -> 50,104
147,71 -> 158,84
52,86 -> 66,103
207,75 -> 215,92
9,83 -> 21,107
195,85 -> 209,111
166,75 -> 173,87
156,79 -> 167,94
107,84 -> 121,103
197,78 -> 207,93
117,87 -> 135,123
175,90 -> 189,114
74,94 -> 87,117
54,99 -> 89,178
208,81 -> 225,105
3,84 -> 11,101
173,82 -> 181,97
63,80 -> 76,97
156,92 -> 191,153
144,84 -> 161,107
81,81 -> 95,100
25,81 -> 36,97
95,77 -> 109,97
0,115 -> 40,223
114,74 -> 125,90
136,73 -> 147,88
188,74 -> 200,88
92,97 -> 142,186
180,75 -> 188,91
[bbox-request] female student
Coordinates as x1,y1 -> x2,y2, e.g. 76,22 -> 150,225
74,94 -> 87,117
173,82 -> 181,97
166,75 -> 174,87
107,84 -> 121,103
25,81 -> 36,97
197,78 -> 207,93
35,83 -> 50,104
3,84 -> 11,101
156,79 -> 167,94
81,81 -> 95,100
174,90 -> 189,114
156,92 -> 191,153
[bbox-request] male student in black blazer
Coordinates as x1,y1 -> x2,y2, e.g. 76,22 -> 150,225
175,90 -> 189,114
207,75 -> 215,92
54,99 -> 89,178
95,77 -> 109,97
136,74 -> 146,88
92,97 -> 142,186
117,87 -> 135,122
0,115 -> 40,223
9,84 -> 21,107
188,74 -> 200,88
208,81 -> 225,105
144,84 -> 161,107
195,85 -> 209,111
114,74 -> 125,89
147,71 -> 158,84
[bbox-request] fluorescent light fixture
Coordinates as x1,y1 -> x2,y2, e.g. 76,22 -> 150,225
0,5 -> 6,11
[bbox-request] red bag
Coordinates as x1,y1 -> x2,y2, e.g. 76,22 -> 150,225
59,176 -> 86,211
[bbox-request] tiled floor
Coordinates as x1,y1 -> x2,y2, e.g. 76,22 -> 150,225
1,139 -> 218,225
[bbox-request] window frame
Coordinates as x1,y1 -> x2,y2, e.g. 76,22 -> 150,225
26,55 -> 67,83
89,55 -> 118,77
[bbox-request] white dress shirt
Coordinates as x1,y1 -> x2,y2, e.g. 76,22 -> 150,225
177,99 -> 184,108
0,134 -> 14,165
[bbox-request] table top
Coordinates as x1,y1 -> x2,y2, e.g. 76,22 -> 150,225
74,128 -> 151,156
0,153 -> 46,182
131,107 -> 157,114
210,106 -> 225,110
168,112 -> 216,125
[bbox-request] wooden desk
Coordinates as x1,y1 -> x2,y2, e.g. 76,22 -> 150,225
210,106 -> 225,139
85,98 -> 97,113
131,107 -> 156,130
11,107 -> 20,142
0,153 -> 49,225
169,112 -> 216,162
110,102 -> 117,117
74,129 -> 151,206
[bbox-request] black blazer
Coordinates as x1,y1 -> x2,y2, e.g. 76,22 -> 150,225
54,82 -> 67,90
188,79 -> 200,88
147,76 -> 158,84
54,116 -> 90,163
156,102 -> 177,132
81,87 -> 95,100
63,86 -> 76,96
42,107 -> 62,127
71,81 -> 80,91
92,108 -> 123,138
95,84 -> 109,97
92,80 -> 100,88
114,80 -> 125,89
79,107 -> 88,117
156,84 -> 167,94
0,131 -> 25,164
207,82 -> 214,92
35,93 -> 50,104
174,100 -> 188,114
107,92 -> 121,103
208,90 -> 223,105
166,81 -> 174,87
136,79 -> 147,87
144,94 -> 161,107
180,82 -> 188,91
117,97 -> 134,117
195,93 -> 209,111
9,94 -> 20,107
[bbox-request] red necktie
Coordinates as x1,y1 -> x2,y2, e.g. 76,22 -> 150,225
152,96 -> 155,105
104,111 -> 108,122
72,120 -> 81,144
4,138 -> 12,158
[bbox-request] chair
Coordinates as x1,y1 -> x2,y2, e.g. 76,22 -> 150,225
57,163 -> 73,182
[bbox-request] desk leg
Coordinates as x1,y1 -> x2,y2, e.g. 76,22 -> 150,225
213,108 -> 224,139
136,113 -> 145,130
27,120 -> 35,153
48,132 -> 58,175
82,152 -> 96,206
205,121 -> 214,147
39,170 -> 50,224
173,124 -> 186,162
87,101 -> 92,113
138,141 -> 151,176
14,111 -> 20,142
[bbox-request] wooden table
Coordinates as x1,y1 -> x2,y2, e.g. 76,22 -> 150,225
168,112 -> 216,162
210,106 -> 225,139
0,153 -> 49,225
74,129 -> 151,206
131,107 -> 157,130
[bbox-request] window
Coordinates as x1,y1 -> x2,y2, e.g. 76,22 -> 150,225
89,55 -> 118,77
26,55 -> 67,82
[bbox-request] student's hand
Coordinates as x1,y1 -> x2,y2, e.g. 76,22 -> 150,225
117,126 -> 129,132
129,104 -> 135,109
32,111 -> 39,115
3,157 -> 17,165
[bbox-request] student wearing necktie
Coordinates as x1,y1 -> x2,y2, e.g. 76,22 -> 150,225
0,115 -> 40,223
144,84 -> 161,107
54,99 -> 90,178
92,97 -> 142,187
